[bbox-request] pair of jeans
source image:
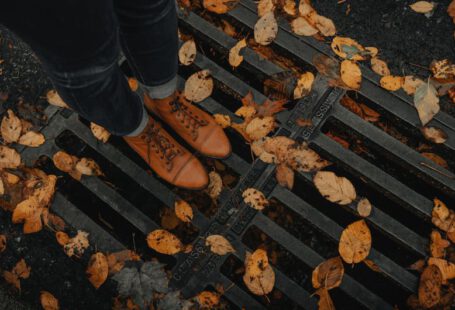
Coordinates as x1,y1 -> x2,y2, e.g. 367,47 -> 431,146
0,0 -> 178,136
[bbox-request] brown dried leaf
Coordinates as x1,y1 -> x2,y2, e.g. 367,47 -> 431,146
364,259 -> 381,273
287,144 -> 331,172
46,90 -> 69,108
63,230 -> 90,258
184,70 -> 213,103
75,158 -> 103,177
403,76 -> 424,95
312,14 -> 336,37
257,0 -> 275,16
410,1 -> 435,13
203,0 -> 239,14
314,171 -> 356,205
432,198 -> 455,233
179,40 -> 197,66
293,72 -> 315,99
213,114 -> 231,128
449,0 -> 455,23
229,38 -> 247,67
380,75 -> 404,91
408,259 -> 426,273
161,207 -> 180,230
207,171 -> 223,200
315,288 -> 335,310
1,109 -> 21,143
421,152 -> 448,169
331,37 -> 365,61
174,199 -> 193,223
40,291 -> 59,310
86,252 -> 109,289
371,57 -> 390,76
242,188 -> 269,210
428,257 -> 455,282
275,164 -> 294,189
254,12 -> 278,46
421,127 -> 447,144
0,234 -> 6,253
18,131 -> 45,147
291,17 -> 318,36
340,60 -> 362,90
0,146 -> 21,169
205,234 -> 235,255
245,116 -> 276,141
196,291 -> 220,308
312,257 -> 344,290
90,123 -> 110,143
12,197 -> 43,234
357,198 -> 372,217
414,82 -> 440,126
146,229 -> 183,255
107,250 -> 140,275
430,230 -> 450,258
243,249 -> 275,295
338,220 -> 372,264
430,59 -> 455,81
418,264 -> 442,308
56,231 -> 70,246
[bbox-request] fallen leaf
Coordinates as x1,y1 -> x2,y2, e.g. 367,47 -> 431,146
107,250 -> 140,275
213,114 -> 231,128
364,259 -> 381,272
1,109 -> 21,143
87,252 -> 109,289
418,264 -> 442,308
263,136 -> 295,162
56,231 -> 70,246
242,188 -> 269,210
275,163 -> 294,189
174,200 -> 193,223
40,291 -> 59,310
3,259 -> 30,290
410,1 -> 435,13
47,90 -> 69,108
179,40 -> 197,66
312,257 -> 344,290
0,146 -> 21,169
245,116 -> 276,140
414,81 -> 440,126
340,60 -> 362,89
357,198 -> 372,217
314,171 -> 356,205
161,207 -> 180,230
0,234 -> 6,253
235,106 -> 256,120
229,38 -> 247,67
409,259 -> 427,273
203,0 -> 239,14
196,291 -> 220,308
331,37 -> 365,61
403,76 -> 424,95
207,171 -> 223,200
254,12 -> 278,46
90,123 -> 110,143
112,261 -> 168,309
18,131 -> 45,147
291,17 -> 318,36
428,257 -> 455,282
287,144 -> 331,172
421,127 -> 447,144
243,249 -> 275,295
293,72 -> 315,99
157,291 -> 194,310
184,70 -> 213,103
430,230 -> 450,258
421,152 -> 449,168
432,198 -> 455,233
52,151 -> 82,180
338,219 -> 372,264
380,75 -> 404,91
12,197 -> 46,234
315,288 -> 335,310
63,230 -> 90,258
283,0 -> 296,16
449,0 -> 455,23
205,235 -> 235,255
146,229 -> 182,255
430,59 -> 455,81
75,158 -> 103,177
313,14 -> 336,37
370,57 -> 390,76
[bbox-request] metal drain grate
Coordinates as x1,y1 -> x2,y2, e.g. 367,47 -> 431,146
17,4 -> 455,309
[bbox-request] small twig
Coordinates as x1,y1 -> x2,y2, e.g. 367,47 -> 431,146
406,62 -> 430,71
419,162 -> 455,179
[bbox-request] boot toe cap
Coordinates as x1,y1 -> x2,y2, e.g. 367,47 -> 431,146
173,156 -> 209,190
200,129 -> 232,159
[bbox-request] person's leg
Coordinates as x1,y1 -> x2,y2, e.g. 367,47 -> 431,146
0,0 -> 146,136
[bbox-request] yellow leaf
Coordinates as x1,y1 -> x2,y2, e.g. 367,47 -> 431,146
428,257 -> 455,282
196,291 -> 220,308
184,70 -> 213,103
75,158 -> 103,177
340,60 -> 362,89
357,198 -> 372,217
257,0 -> 275,16
18,131 -> 45,147
205,235 -> 235,255
203,0 -> 239,14
40,291 -> 59,310
213,114 -> 231,128
338,220 -> 371,264
243,249 -> 275,295
370,57 -> 390,76
418,265 -> 441,308
179,40 -> 197,66
242,188 -> 269,210
207,171 -> 223,200
312,14 -> 336,37
46,90 -> 69,108
245,116 -> 276,141
0,146 -> 21,169
314,171 -> 356,205
380,75 -> 404,91
331,37 -> 365,61
174,200 -> 193,223
63,230 -> 90,258
291,17 -> 318,36
293,72 -> 315,99
86,252 -> 109,289
312,257 -> 344,290
1,109 -> 21,143
90,123 -> 110,143
146,229 -> 183,255
228,38 -> 247,67
410,1 -> 434,13
254,12 -> 278,46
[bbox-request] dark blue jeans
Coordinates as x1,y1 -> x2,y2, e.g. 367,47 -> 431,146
0,0 -> 178,135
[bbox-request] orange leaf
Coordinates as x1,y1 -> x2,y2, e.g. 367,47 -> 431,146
86,252 -> 109,289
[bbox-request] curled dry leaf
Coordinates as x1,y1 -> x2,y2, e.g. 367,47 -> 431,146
87,252 -> 109,289
428,257 -> 455,282
418,264 -> 442,308
293,71 -> 315,99
40,291 -> 59,310
380,75 -> 404,91
18,131 -> 45,147
432,198 -> 455,233
315,288 -> 335,310
229,38 -> 247,67
243,249 -> 275,295
174,199 -> 193,223
207,171 -> 223,200
213,114 -> 231,128
245,116 -> 276,141
331,37 -> 365,61
179,40 -> 197,66
242,188 -> 269,210
357,198 -> 372,217
311,256 -> 344,290
338,220 -> 372,264
314,171 -> 356,205
275,164 -> 294,190
410,1 -> 435,14
46,90 -> 69,109
205,235 -> 235,255
254,12 -> 278,46
414,82 -> 440,126
430,230 -> 450,258
403,76 -> 424,95
196,291 -> 220,308
291,17 -> 318,36
421,127 -> 447,144
340,60 -> 362,90
75,158 -> 103,177
63,230 -> 90,258
90,123 -> 110,143
147,229 -> 183,255
370,57 -> 390,76
1,109 -> 21,143
203,0 -> 239,14
184,70 -> 213,103
421,152 -> 448,168
0,234 -> 6,253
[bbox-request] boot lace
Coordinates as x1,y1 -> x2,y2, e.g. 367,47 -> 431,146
141,122 -> 181,171
169,99 -> 208,140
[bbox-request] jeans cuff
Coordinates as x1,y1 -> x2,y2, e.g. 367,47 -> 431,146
125,106 -> 149,137
143,75 -> 178,99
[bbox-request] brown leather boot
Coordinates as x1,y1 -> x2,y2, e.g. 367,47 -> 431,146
123,117 -> 209,190
144,91 -> 232,159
